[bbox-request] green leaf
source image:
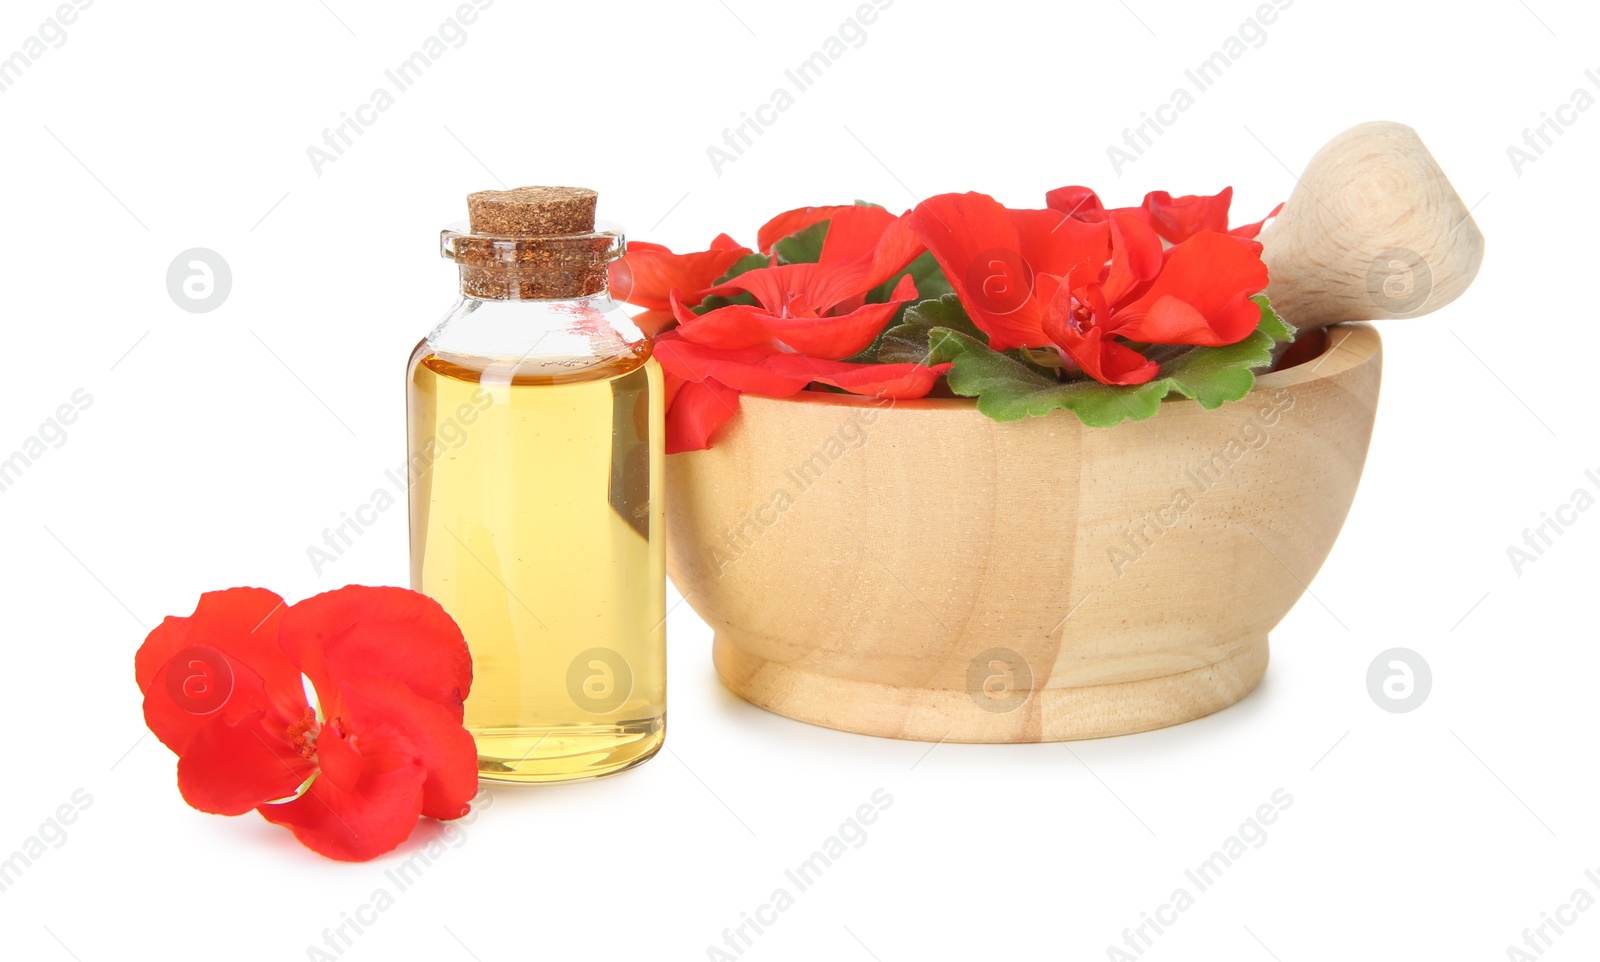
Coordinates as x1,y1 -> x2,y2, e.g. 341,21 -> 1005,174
925,328 -> 1169,424
715,252 -> 772,285
693,290 -> 756,313
847,262 -> 962,363
868,250 -> 954,306
925,295 -> 1298,427
1253,293 -> 1295,342
691,252 -> 770,314
767,201 -> 902,268
773,220 -> 829,265
870,294 -> 988,364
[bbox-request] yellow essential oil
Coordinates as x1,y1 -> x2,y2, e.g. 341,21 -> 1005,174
407,186 -> 666,782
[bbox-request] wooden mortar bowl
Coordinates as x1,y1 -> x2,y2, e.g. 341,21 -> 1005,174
665,325 -> 1381,742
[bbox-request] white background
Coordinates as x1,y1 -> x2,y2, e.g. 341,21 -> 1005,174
0,0 -> 1594,959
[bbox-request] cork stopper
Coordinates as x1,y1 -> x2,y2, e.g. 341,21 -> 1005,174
444,185 -> 620,300
467,186 -> 598,236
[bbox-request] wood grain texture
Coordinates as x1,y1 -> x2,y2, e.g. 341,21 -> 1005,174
666,325 -> 1383,742
1260,121 -> 1484,329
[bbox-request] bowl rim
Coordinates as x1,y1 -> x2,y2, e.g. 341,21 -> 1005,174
734,322 -> 1380,414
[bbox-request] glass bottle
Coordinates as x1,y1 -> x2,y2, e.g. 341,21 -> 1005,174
406,186 -> 665,783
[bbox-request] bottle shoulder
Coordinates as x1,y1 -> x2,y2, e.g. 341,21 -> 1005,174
411,294 -> 653,385
412,342 -> 654,387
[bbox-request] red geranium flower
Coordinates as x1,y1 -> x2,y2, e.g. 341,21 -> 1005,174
1044,185 -> 1281,243
134,586 -> 478,862
906,191 -> 1269,386
648,205 -> 950,452
608,234 -> 752,336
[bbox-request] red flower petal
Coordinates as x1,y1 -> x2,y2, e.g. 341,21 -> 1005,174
135,588 -> 304,755
1111,232 -> 1269,346
277,587 -> 472,715
1230,201 -> 1284,239
137,584 -> 481,863
786,271 -> 920,356
815,205 -> 901,265
688,269 -> 916,360
732,212 -> 922,314
1051,185 -> 1281,244
142,650 -> 279,763
609,235 -> 750,311
907,192 -> 1049,351
314,712 -> 364,794
257,761 -> 427,863
654,336 -> 812,397
675,303 -> 789,351
756,205 -> 857,254
135,587 -> 291,697
788,358 -> 954,397
656,336 -> 949,403
1039,282 -> 1160,386
255,674 -> 477,860
765,300 -> 905,359
1006,208 -> 1110,280
664,375 -> 741,453
338,677 -> 480,821
1044,186 -> 1107,220
1139,189 -> 1233,244
807,209 -> 924,308
1102,210 -> 1164,305
1073,328 -> 1161,385
175,709 -> 316,816
702,262 -> 820,313
742,203 -> 921,305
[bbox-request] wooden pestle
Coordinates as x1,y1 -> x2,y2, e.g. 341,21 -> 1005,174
1258,121 -> 1484,330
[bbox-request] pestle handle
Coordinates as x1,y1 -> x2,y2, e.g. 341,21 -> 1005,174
1258,121 -> 1484,330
